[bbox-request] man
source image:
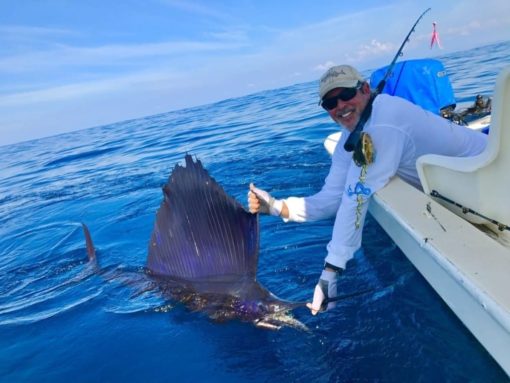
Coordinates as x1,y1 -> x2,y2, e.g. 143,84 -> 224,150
248,65 -> 487,315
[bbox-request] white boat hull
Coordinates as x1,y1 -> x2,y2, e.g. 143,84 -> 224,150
369,177 -> 510,375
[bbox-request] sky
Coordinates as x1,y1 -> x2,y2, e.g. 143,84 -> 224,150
1,0 -> 509,146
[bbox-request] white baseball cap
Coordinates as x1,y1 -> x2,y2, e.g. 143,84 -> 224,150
319,65 -> 365,99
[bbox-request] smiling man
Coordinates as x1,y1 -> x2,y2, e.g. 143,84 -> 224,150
248,64 -> 487,315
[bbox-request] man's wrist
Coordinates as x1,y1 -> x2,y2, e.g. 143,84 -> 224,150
269,198 -> 283,216
324,262 -> 344,274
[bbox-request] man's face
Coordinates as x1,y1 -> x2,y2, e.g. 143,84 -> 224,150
322,84 -> 368,132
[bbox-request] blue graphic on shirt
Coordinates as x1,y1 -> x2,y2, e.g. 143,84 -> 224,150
347,182 -> 372,198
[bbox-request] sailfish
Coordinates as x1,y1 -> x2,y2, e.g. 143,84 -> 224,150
84,155 -> 306,330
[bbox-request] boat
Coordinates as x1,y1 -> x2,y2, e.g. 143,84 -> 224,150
323,60 -> 510,376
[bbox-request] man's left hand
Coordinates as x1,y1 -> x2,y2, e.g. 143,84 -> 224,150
306,270 -> 338,315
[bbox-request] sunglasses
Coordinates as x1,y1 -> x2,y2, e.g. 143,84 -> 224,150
321,83 -> 362,111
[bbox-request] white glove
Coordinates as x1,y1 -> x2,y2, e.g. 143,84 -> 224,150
306,270 -> 338,315
248,183 -> 283,216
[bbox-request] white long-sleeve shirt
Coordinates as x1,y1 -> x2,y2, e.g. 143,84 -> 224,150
284,94 -> 487,269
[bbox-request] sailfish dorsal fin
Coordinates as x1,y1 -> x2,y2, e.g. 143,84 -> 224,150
147,155 -> 259,281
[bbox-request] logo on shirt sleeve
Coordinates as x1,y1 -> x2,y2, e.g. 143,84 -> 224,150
347,181 -> 372,198
347,165 -> 372,229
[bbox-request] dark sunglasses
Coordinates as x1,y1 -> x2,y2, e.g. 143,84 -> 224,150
321,83 -> 362,111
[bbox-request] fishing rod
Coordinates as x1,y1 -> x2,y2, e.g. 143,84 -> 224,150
375,7 -> 431,94
344,7 -> 431,152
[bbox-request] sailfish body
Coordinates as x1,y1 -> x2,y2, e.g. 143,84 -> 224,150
146,155 -> 305,330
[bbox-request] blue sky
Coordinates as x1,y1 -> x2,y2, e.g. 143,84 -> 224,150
1,0 -> 509,146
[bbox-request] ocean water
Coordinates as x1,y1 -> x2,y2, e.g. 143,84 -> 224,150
1,41 -> 509,382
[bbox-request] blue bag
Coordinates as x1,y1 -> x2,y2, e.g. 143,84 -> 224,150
370,59 -> 456,115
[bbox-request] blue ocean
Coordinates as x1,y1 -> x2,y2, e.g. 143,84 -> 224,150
1,41 -> 509,382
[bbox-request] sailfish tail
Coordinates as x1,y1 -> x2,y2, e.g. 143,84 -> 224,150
81,223 -> 96,263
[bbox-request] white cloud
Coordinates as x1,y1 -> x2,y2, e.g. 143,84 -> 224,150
0,69 -> 183,106
0,39 -> 248,74
157,0 -> 234,22
314,61 -> 336,72
344,39 -> 395,63
0,25 -> 78,40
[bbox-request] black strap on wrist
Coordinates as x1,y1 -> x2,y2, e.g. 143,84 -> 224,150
324,262 -> 344,274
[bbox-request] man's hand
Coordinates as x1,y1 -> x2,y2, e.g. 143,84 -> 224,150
248,183 -> 283,216
306,270 -> 338,315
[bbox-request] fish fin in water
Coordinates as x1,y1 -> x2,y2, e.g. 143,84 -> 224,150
147,154 -> 259,281
81,223 -> 96,263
